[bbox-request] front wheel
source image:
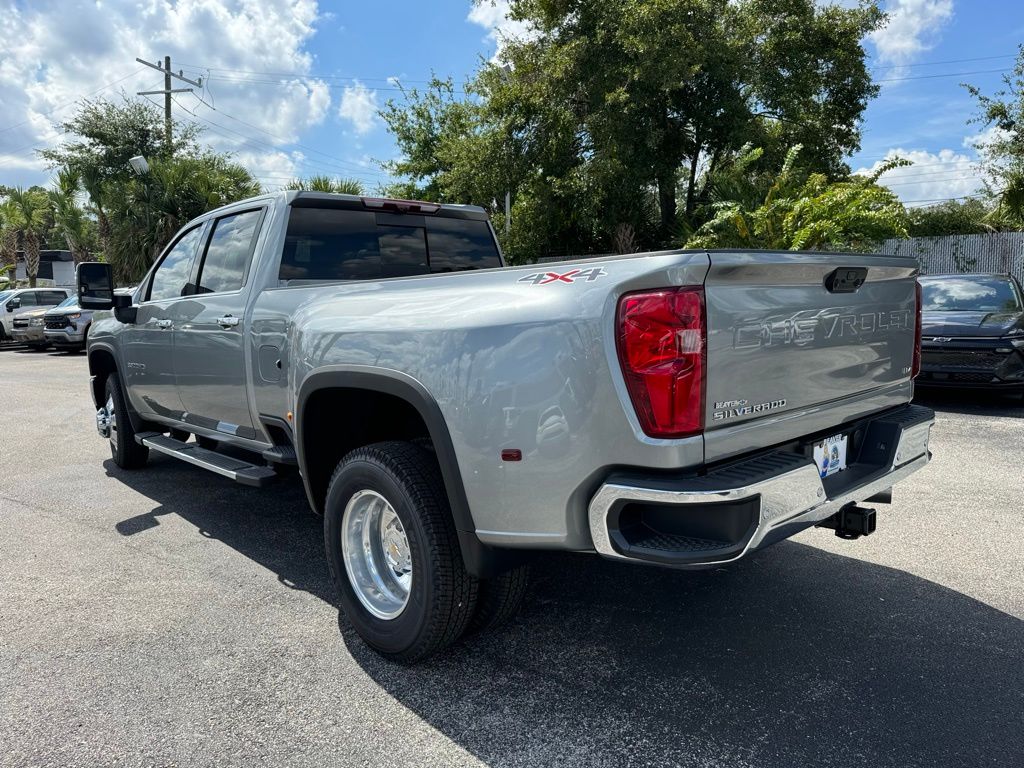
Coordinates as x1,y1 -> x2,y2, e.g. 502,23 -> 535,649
104,375 -> 149,469
324,442 -> 477,663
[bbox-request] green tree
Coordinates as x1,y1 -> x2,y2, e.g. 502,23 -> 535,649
0,200 -> 19,285
48,170 -> 94,264
382,0 -> 884,261
907,198 -> 992,237
103,153 -> 260,282
284,175 -> 365,194
40,98 -> 258,282
7,187 -> 49,287
686,146 -> 909,251
39,97 -> 202,262
964,45 -> 1024,227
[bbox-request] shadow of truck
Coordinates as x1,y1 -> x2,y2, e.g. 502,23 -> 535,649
108,455 -> 1023,768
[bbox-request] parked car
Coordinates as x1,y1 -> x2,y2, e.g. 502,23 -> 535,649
10,306 -> 54,350
917,273 -> 1024,392
78,191 -> 933,662
0,288 -> 69,342
44,296 -> 95,351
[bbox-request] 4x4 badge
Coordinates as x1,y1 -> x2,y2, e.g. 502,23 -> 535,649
518,267 -> 607,285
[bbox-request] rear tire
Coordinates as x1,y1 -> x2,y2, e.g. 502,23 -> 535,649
105,375 -> 149,469
324,441 -> 477,663
467,564 -> 530,634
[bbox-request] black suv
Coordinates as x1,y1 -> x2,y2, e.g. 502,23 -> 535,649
918,273 -> 1024,392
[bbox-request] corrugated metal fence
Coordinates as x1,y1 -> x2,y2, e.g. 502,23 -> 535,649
879,233 -> 1024,283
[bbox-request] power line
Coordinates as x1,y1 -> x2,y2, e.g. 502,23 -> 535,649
902,193 -> 991,207
883,176 -> 986,189
870,52 -> 1018,73
877,67 -> 1011,83
185,96 -> 378,174
872,167 -> 984,182
160,98 -> 389,182
200,74 -> 464,95
177,63 -> 442,86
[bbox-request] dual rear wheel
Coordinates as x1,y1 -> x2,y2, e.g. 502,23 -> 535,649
324,442 -> 529,663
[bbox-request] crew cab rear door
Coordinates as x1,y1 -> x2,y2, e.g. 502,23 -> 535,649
172,207 -> 266,440
702,250 -> 918,463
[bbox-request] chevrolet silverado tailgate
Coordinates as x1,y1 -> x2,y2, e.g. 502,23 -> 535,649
702,250 -> 919,462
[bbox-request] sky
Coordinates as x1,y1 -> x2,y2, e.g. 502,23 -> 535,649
0,0 -> 1022,207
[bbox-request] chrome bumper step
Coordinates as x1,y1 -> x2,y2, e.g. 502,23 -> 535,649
137,433 -> 278,487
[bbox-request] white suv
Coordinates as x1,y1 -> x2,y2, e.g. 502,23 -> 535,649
0,288 -> 69,342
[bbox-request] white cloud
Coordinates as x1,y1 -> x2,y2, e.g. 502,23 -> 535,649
0,0 -> 331,186
467,0 -> 534,59
870,0 -> 954,66
963,124 -> 1011,154
338,81 -> 379,135
855,147 -> 984,205
234,149 -> 303,190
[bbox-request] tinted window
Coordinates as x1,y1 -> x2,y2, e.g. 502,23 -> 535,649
280,207 -> 498,281
17,292 -> 36,307
426,217 -> 501,272
921,276 -> 1022,312
54,296 -> 78,309
148,226 -> 204,301
41,291 -> 67,305
378,225 -> 427,277
197,209 -> 263,294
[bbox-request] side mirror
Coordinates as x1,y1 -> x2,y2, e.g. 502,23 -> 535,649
6,298 -> 20,311
77,262 -> 115,310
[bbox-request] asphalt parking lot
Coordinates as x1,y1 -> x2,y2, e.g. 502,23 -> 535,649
1,350 -> 1022,768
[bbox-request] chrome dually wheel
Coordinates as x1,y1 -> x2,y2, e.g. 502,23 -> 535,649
341,489 -> 412,620
325,442 -> 478,662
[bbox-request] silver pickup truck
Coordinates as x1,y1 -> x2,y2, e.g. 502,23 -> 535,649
78,191 -> 934,662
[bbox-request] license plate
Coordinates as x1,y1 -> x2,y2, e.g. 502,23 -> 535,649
813,434 -> 848,478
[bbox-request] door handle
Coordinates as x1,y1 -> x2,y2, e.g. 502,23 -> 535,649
216,315 -> 240,329
156,319 -> 173,329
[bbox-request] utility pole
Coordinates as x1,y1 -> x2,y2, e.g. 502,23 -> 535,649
135,56 -> 202,153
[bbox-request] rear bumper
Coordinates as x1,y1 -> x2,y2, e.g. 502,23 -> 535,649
588,404 -> 934,568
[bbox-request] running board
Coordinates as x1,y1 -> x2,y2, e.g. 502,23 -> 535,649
136,432 -> 278,487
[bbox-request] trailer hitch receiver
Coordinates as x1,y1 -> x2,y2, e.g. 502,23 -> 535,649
818,504 -> 877,540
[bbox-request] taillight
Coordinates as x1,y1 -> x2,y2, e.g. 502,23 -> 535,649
616,287 -> 706,438
912,280 -> 922,378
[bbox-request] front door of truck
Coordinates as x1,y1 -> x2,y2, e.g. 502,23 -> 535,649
172,208 -> 265,440
121,224 -> 207,420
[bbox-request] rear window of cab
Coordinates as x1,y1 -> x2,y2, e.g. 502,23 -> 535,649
279,208 -> 501,281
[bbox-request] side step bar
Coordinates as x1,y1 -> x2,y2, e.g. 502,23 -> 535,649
136,432 -> 278,487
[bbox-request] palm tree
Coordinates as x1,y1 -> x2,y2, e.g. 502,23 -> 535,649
48,170 -> 91,264
104,153 -> 261,282
80,165 -> 112,258
285,175 -> 365,195
7,187 -> 48,287
0,200 -> 19,285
